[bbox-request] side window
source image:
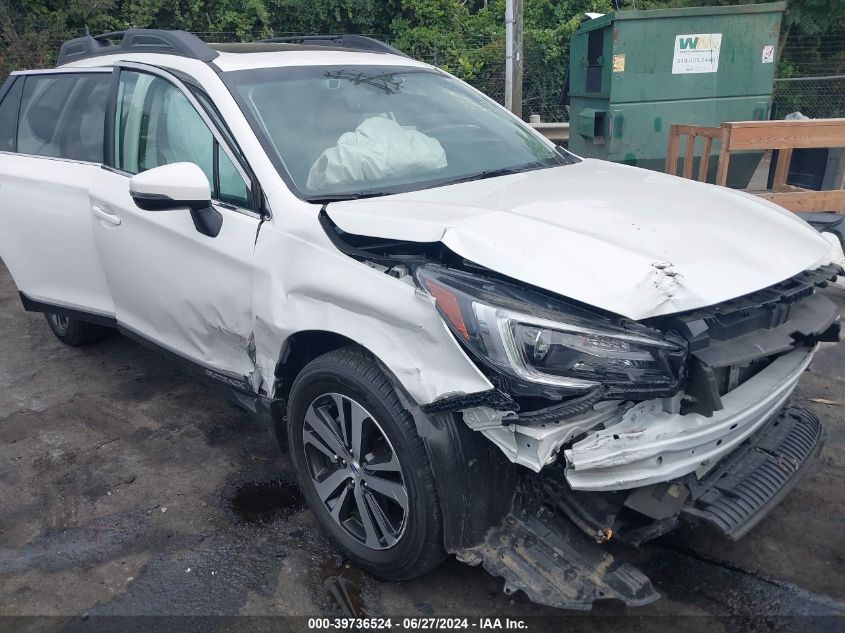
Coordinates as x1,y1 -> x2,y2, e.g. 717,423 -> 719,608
115,71 -> 252,208
218,149 -> 250,207
0,77 -> 23,152
114,72 -> 214,180
16,73 -> 109,162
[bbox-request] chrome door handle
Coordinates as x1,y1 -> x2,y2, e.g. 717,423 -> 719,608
92,205 -> 121,226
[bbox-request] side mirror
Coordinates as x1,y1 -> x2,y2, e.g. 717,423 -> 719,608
129,162 -> 222,238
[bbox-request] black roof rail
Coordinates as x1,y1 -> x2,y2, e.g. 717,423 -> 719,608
260,34 -> 407,57
57,29 -> 219,66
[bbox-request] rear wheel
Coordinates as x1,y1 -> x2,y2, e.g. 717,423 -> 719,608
287,347 -> 445,580
45,313 -> 113,347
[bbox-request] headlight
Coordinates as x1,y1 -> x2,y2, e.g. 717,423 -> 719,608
416,265 -> 686,396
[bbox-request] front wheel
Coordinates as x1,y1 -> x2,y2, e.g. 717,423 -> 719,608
287,347 -> 445,581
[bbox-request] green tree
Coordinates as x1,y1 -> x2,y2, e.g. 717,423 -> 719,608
1,0 -> 842,116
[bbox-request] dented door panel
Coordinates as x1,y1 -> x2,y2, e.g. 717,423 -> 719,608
91,167 -> 258,380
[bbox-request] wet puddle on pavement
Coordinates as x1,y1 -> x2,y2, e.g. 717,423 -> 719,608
230,480 -> 304,523
228,479 -> 372,615
319,556 -> 369,617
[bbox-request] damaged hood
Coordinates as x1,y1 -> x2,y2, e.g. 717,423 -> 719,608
325,160 -> 832,320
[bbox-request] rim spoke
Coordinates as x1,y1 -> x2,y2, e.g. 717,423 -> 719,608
330,394 -> 349,446
349,403 -> 368,460
330,484 -> 352,522
314,468 -> 352,503
305,406 -> 347,458
364,490 -> 398,547
354,481 -> 382,548
303,428 -> 338,461
363,474 -> 408,512
363,453 -> 401,473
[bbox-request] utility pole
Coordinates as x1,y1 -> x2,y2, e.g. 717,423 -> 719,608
504,0 -> 523,117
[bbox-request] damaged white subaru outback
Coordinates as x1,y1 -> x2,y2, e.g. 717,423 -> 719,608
0,30 -> 841,609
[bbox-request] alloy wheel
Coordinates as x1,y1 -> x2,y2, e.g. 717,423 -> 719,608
302,393 -> 408,550
52,314 -> 70,331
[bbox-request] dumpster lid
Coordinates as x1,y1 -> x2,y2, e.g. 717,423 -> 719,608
576,1 -> 786,32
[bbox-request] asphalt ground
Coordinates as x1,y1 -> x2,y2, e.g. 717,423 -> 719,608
1,259 -> 844,633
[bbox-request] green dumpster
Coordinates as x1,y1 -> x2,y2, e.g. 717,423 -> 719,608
566,2 -> 786,187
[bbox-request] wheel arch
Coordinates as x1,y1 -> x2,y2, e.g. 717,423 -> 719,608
275,328 -> 516,554
274,329 -> 369,405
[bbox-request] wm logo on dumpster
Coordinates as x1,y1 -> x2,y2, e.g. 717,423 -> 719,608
678,34 -> 720,51
672,33 -> 722,74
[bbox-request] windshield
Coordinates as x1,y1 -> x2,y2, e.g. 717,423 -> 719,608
222,65 -> 573,201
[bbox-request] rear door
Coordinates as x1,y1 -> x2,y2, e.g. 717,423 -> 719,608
89,63 -> 260,384
0,69 -> 115,317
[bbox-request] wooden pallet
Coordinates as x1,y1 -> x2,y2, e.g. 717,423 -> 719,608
665,119 -> 845,213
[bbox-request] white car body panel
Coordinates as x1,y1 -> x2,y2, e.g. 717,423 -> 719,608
0,153 -> 115,315
248,209 -> 494,402
90,167 -> 259,380
325,159 -> 833,321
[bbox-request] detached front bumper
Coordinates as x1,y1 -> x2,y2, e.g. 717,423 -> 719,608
457,400 -> 824,611
564,345 -> 817,491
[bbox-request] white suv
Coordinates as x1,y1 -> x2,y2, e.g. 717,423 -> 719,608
0,30 -> 840,609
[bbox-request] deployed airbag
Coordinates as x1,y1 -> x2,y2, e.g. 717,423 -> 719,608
307,117 -> 447,190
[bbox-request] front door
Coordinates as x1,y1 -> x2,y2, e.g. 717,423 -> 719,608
90,66 -> 260,385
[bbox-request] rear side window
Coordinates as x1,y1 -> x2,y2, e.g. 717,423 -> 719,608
16,73 -> 110,162
0,78 -> 23,152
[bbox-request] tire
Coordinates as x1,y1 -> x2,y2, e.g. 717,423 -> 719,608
287,347 -> 445,581
44,313 -> 113,347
